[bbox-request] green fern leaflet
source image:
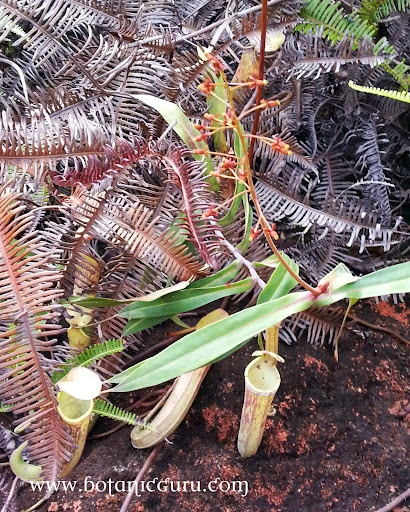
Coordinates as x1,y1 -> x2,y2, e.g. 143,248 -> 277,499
349,80 -> 410,102
51,339 -> 125,383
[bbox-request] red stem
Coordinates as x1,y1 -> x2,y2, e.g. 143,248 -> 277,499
248,0 -> 268,163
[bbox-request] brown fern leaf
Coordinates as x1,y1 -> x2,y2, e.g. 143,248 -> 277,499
0,187 -> 74,482
283,305 -> 350,346
0,109 -> 108,185
0,1 -> 141,86
162,47 -> 212,105
50,138 -> 137,187
96,250 -> 166,347
58,184 -> 207,299
110,199 -> 210,280
162,147 -> 221,270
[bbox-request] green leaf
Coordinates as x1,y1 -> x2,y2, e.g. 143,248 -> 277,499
349,80 -> 410,104
318,262 -> 358,291
170,315 -> 191,328
187,260 -> 241,289
111,262 -> 410,392
136,94 -> 217,190
120,279 -> 254,319
109,291 -> 313,390
71,281 -> 191,308
236,192 -> 252,253
254,254 -> 281,268
219,122 -> 248,227
93,399 -> 165,439
122,316 -> 170,337
121,264 -> 242,335
258,253 -> 299,304
196,308 -> 229,329
69,297 -> 130,308
206,70 -> 227,153
319,261 -> 410,302
205,338 -> 250,365
296,0 -> 377,47
133,282 -> 191,301
51,339 -> 124,383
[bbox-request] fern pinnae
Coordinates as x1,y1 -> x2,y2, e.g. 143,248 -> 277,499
51,339 -> 125,383
162,147 -> 221,270
358,0 -> 410,25
296,0 -> 377,46
380,59 -> 410,90
349,80 -> 410,103
93,399 -> 172,444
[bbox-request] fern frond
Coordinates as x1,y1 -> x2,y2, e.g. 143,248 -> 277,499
162,47 -> 212,106
235,11 -> 298,51
59,182 -> 208,294
0,11 -> 26,38
175,0 -> 221,32
358,0 -> 410,25
283,306 -> 348,346
93,398 -> 171,442
356,117 -> 393,226
296,0 -> 378,46
255,172 -> 397,252
283,29 -> 394,80
0,188 -> 74,481
382,62 -> 410,91
253,131 -> 317,174
0,0 -> 119,91
51,339 -> 125,383
162,147 -> 221,270
349,80 -> 410,102
0,108 -> 114,185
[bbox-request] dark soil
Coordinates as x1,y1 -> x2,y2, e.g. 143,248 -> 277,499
18,300 -> 409,512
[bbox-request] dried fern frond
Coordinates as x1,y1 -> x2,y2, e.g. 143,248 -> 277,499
282,305 -> 349,346
0,468 -> 18,512
255,169 -> 398,252
58,181 -> 208,294
175,0 -> 222,32
281,29 -> 394,80
0,0 -> 112,90
356,116 -> 392,226
161,147 -> 221,270
0,108 -> 110,186
0,187 -> 74,482
162,47 -> 212,106
96,250 -> 166,345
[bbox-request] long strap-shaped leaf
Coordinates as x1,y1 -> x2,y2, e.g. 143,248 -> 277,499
120,279 -> 254,319
110,262 -> 410,391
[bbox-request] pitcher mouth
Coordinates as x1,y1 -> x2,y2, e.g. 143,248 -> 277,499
57,391 -> 93,425
244,356 -> 281,395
